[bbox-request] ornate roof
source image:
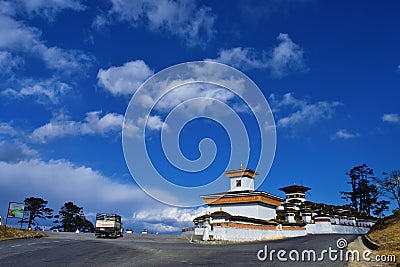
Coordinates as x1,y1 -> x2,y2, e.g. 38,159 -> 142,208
200,190 -> 284,206
278,185 -> 311,194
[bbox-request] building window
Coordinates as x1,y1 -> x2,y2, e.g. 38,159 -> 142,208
236,180 -> 241,187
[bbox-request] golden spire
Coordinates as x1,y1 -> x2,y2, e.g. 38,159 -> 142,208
240,162 -> 243,170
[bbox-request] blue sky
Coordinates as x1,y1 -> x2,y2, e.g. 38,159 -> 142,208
0,0 -> 399,232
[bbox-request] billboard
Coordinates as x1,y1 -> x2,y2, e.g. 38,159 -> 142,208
7,202 -> 25,219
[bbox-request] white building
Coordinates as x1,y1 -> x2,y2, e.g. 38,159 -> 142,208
193,166 -> 308,241
200,166 -> 284,221
191,166 -> 376,242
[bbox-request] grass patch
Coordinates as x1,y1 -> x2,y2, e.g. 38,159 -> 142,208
367,213 -> 400,262
0,226 -> 46,240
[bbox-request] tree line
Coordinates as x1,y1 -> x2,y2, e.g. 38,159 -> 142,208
19,198 -> 94,232
341,164 -> 400,218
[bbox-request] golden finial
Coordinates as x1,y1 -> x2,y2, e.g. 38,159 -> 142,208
219,207 -> 222,212
240,162 -> 243,170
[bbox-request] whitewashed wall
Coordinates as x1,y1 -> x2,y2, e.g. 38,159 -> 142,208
211,227 -> 306,241
230,177 -> 254,191
210,203 -> 276,220
306,222 -> 370,234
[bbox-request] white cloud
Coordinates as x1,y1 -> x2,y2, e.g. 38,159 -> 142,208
95,0 -> 216,46
0,159 -> 154,215
31,111 -> 124,143
123,118 -> 140,138
15,0 -> 85,20
0,158 -> 189,231
382,113 -> 400,124
0,10 -> 93,73
0,51 -> 23,74
0,1 -> 17,17
97,61 -> 246,135
0,121 -> 18,136
209,33 -> 308,78
121,62 -> 252,143
269,93 -> 342,129
2,79 -> 71,104
208,47 -> 266,70
0,13 -> 39,50
156,83 -> 236,112
268,33 -> 308,78
81,111 -> 124,134
37,45 -> 93,72
0,141 -> 39,163
334,129 -> 360,139
127,82 -> 243,138
97,60 -> 154,96
131,206 -> 207,232
92,12 -> 108,29
145,115 -> 164,131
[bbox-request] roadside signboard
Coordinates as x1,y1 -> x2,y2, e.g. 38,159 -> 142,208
7,202 -> 25,219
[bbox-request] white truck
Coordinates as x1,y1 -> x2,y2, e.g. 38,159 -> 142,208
95,213 -> 123,238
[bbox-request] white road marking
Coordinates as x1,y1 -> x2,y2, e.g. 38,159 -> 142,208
3,237 -> 88,251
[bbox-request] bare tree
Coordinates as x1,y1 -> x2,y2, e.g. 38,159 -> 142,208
377,171 -> 400,210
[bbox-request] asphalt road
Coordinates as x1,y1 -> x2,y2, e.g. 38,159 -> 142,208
0,233 -> 359,266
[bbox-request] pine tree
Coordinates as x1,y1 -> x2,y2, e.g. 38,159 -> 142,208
341,164 -> 378,215
22,197 -> 53,230
54,202 -> 94,232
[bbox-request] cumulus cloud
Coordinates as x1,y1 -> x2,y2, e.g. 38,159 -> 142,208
137,115 -> 165,131
31,111 -> 124,143
130,206 -> 207,232
268,33 -> 308,77
93,0 -> 216,46
97,60 -> 154,96
334,129 -> 360,139
0,7 -> 93,74
209,33 -> 308,78
269,93 -> 342,129
2,79 -> 71,104
0,159 -> 154,215
0,158 -> 190,231
382,113 -> 400,124
98,60 -> 251,141
155,83 -> 236,112
0,141 -> 39,163
119,61 -> 253,143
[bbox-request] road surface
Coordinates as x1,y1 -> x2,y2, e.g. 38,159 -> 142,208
0,233 -> 358,266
